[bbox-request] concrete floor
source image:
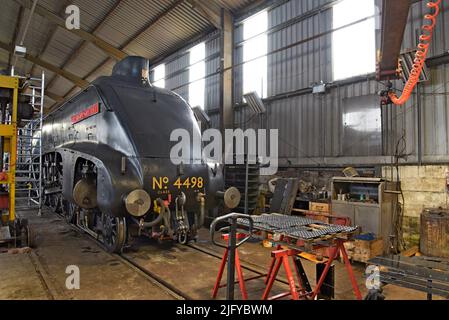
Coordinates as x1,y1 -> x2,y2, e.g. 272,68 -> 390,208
0,208 -> 440,300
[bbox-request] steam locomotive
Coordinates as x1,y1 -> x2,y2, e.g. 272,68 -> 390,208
40,56 -> 240,252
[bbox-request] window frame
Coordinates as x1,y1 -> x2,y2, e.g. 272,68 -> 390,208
332,0 -> 377,81
242,10 -> 268,100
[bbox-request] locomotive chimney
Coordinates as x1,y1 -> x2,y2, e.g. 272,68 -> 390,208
112,56 -> 150,84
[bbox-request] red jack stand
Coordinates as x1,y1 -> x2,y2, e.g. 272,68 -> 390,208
262,248 -> 308,300
212,233 -> 265,300
262,239 -> 362,300
311,239 -> 362,300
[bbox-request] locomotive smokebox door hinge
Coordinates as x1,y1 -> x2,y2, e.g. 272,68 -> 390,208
121,157 -> 126,174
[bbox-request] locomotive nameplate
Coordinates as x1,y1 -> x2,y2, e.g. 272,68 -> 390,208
152,176 -> 204,191
71,102 -> 100,124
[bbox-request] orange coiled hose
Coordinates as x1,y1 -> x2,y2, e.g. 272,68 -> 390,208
389,0 -> 442,105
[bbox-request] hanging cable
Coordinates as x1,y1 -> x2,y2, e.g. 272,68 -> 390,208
388,0 -> 442,105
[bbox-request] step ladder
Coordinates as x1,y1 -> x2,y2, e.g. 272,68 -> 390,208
14,72 -> 44,214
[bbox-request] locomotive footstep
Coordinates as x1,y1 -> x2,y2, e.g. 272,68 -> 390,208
108,262 -> 120,267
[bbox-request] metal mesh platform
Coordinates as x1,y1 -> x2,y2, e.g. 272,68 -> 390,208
238,214 -> 358,240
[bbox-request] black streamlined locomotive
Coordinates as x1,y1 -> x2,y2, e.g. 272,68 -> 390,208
40,56 -> 240,252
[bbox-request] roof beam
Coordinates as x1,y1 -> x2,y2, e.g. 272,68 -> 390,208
378,0 -> 412,80
29,0 -> 72,79
8,5 -> 24,70
0,40 -> 90,88
14,0 -> 127,61
50,0 -> 187,110
187,0 -> 223,29
45,0 -> 125,91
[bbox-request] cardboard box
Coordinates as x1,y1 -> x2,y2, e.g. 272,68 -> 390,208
309,202 -> 330,213
344,238 -> 384,263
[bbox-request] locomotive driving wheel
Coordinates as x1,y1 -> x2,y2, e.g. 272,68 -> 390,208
52,193 -> 64,214
47,193 -> 59,212
102,213 -> 126,253
62,199 -> 77,224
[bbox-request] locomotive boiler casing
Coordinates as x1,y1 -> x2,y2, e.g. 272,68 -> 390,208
41,62 -> 224,219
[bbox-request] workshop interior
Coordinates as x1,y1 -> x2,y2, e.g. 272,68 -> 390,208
0,0 -> 448,302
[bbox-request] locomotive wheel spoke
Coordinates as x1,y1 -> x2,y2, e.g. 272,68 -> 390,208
62,200 -> 77,224
102,213 -> 126,253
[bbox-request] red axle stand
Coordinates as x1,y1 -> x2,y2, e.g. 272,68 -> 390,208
263,240 -> 362,300
212,233 -> 265,300
262,248 -> 308,300
311,239 -> 362,300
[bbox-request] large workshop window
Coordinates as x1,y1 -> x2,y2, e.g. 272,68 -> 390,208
189,42 -> 206,109
243,10 -> 268,99
152,64 -> 165,88
332,0 -> 376,81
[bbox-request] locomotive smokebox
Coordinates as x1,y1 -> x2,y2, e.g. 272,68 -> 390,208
112,56 -> 150,82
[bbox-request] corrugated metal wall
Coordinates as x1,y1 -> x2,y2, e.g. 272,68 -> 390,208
233,0 -> 449,167
154,0 -> 449,167
151,32 -> 222,129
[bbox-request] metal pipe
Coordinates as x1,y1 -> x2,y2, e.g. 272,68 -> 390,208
133,199 -> 167,229
226,217 -> 237,300
38,71 -> 44,215
244,158 -> 249,215
196,192 -> 205,228
417,82 -> 423,166
12,0 -> 39,74
134,213 -> 163,229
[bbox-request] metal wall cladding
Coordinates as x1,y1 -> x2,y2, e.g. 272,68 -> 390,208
205,35 -> 221,116
163,32 -> 221,111
165,50 -> 190,101
232,0 -> 449,166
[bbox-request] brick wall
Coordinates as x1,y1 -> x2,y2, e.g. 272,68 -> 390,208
382,165 -> 449,247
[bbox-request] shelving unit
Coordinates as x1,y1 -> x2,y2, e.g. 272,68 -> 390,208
331,177 -> 398,253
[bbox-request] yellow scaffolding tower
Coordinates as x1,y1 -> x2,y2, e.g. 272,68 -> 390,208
0,74 -> 18,223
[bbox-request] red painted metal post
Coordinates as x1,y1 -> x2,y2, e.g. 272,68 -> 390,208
282,255 -> 299,300
261,257 -> 282,300
235,250 -> 248,300
291,255 -> 305,293
338,240 -> 362,300
265,244 -> 282,284
311,245 -> 339,299
212,248 -> 228,298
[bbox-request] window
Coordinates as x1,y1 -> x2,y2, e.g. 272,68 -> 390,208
189,42 -> 206,109
243,11 -> 268,99
152,64 -> 165,88
332,0 -> 376,81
